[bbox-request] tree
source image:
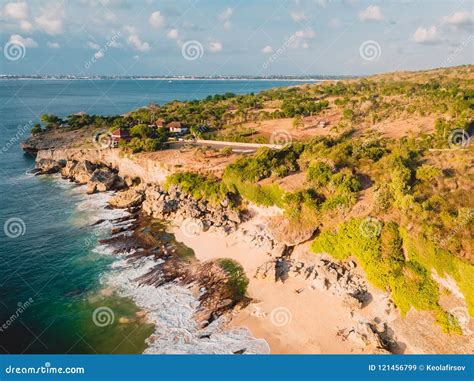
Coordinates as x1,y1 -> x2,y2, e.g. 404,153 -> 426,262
130,124 -> 154,139
292,115 -> 304,130
31,124 -> 43,135
40,114 -> 62,130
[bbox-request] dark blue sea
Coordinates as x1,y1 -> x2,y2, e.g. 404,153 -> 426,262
0,79 -> 309,354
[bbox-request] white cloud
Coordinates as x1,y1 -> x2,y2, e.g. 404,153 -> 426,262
219,7 -> 233,22
359,5 -> 384,22
315,0 -> 327,7
35,3 -> 65,35
290,28 -> 316,49
208,41 -> 222,53
94,50 -> 104,59
291,12 -> 309,22
127,34 -> 150,52
219,7 -> 233,29
294,28 -> 316,39
47,41 -> 60,48
19,19 -> 33,32
167,29 -> 179,39
442,11 -> 474,29
412,26 -> 442,44
124,25 -> 150,51
261,45 -> 274,54
149,11 -> 165,28
87,41 -> 101,50
9,34 -> 38,48
4,2 -> 28,20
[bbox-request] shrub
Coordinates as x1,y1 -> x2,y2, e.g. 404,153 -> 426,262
165,171 -> 230,205
311,219 -> 457,329
416,165 -> 442,182
31,124 -> 43,135
307,161 -> 334,187
218,259 -> 249,300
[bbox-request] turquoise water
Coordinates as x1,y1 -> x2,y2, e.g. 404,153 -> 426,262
0,79 -> 308,354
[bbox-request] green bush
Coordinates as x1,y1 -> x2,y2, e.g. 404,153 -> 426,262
307,161 -> 334,187
416,165 -> 442,182
218,259 -> 249,300
165,171 -> 230,205
311,219 -> 459,330
31,124 -> 43,135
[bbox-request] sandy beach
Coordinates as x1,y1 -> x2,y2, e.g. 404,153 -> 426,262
173,220 -> 378,354
172,217 -> 474,355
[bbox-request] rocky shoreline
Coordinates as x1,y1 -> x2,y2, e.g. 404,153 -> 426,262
31,152 -> 405,354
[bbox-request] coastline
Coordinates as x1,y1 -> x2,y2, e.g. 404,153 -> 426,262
172,223 -> 372,354
29,151 -> 474,355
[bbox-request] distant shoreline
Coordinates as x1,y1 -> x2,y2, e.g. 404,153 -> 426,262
0,77 -> 347,82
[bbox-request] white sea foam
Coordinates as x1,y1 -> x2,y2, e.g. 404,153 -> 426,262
56,176 -> 268,354
104,257 -> 270,354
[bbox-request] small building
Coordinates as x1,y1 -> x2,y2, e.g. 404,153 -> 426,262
167,121 -> 189,134
111,128 -> 131,147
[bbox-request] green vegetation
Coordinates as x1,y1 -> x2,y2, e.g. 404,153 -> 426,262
218,259 -> 249,300
311,219 -> 462,334
31,123 -> 43,135
32,66 -> 473,334
165,171 -> 231,205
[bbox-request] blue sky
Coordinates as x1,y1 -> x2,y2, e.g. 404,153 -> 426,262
0,0 -> 473,76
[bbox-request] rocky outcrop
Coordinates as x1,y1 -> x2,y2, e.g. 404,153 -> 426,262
142,184 -> 240,234
108,185 -> 146,208
268,216 -> 317,246
86,168 -> 123,194
337,318 -> 400,354
35,158 -> 66,174
255,254 -> 370,306
35,158 -> 124,195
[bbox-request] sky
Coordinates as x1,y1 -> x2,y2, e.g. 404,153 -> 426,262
0,0 -> 473,76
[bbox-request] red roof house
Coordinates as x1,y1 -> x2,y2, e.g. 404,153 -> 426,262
111,128 -> 131,147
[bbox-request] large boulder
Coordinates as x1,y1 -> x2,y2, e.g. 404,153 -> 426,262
86,168 -> 119,194
108,185 -> 146,208
71,160 -> 97,184
61,160 -> 77,178
36,158 -> 65,174
269,216 -> 316,246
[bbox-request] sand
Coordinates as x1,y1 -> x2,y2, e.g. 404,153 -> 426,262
172,224 -> 368,354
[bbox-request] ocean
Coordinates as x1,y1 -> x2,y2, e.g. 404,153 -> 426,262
0,79 -> 309,354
